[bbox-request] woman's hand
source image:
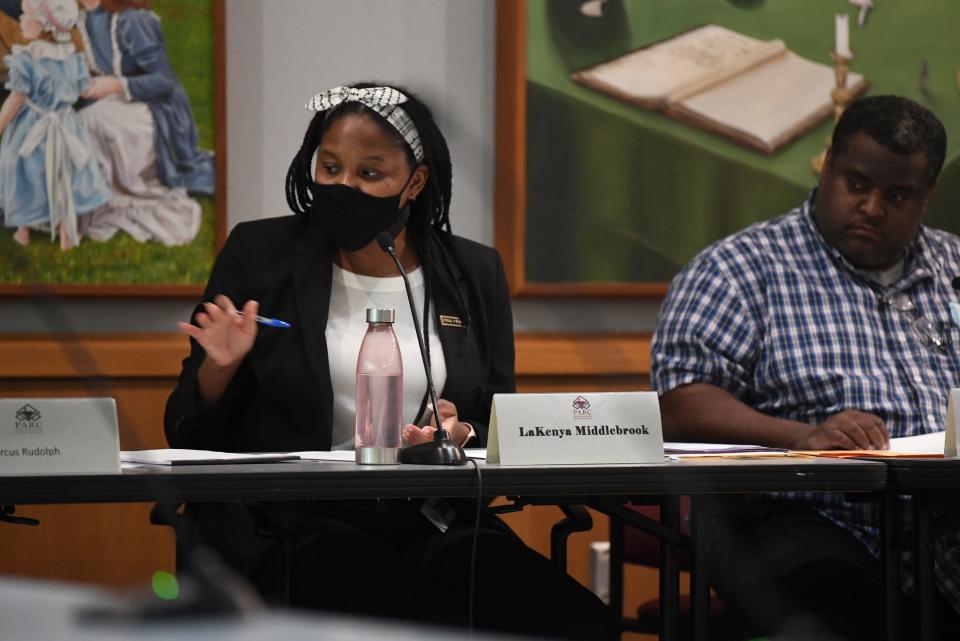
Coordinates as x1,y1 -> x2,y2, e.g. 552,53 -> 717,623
178,295 -> 259,370
403,399 -> 472,447
80,76 -> 124,100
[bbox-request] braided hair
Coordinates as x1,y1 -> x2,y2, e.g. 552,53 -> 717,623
285,82 -> 452,231
284,82 -> 472,381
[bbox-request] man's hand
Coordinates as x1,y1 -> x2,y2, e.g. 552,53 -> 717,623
793,410 -> 890,450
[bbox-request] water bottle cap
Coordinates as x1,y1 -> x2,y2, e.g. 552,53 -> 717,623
366,308 -> 395,323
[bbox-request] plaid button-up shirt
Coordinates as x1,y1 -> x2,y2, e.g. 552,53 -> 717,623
652,191 -> 960,611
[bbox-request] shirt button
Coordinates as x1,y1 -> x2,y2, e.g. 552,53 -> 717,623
928,414 -> 937,424
900,334 -> 908,343
914,374 -> 923,384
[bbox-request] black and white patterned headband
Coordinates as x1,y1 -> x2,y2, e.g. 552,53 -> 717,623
305,86 -> 424,163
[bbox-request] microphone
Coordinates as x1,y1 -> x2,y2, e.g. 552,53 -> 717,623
376,227 -> 467,466
952,276 -> 960,290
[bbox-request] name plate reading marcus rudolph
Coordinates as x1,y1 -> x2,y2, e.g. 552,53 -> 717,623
0,398 -> 120,475
486,392 -> 664,465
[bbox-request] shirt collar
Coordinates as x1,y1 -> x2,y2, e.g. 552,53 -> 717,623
800,187 -> 940,289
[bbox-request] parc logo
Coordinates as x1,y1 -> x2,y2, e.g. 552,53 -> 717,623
15,404 -> 42,434
572,395 -> 592,419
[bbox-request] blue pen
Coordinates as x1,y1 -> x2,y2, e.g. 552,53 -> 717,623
237,311 -> 292,329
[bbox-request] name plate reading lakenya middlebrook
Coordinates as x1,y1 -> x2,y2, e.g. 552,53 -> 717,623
486,392 -> 664,465
0,398 -> 120,475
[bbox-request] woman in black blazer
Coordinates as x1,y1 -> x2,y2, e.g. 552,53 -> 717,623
164,190 -> 512,453
164,83 -> 615,640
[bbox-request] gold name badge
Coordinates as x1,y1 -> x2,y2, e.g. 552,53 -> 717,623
439,315 -> 464,328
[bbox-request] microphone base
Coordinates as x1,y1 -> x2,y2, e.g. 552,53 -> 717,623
399,440 -> 468,466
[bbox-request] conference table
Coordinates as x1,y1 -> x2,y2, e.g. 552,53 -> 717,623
0,456 -> 888,641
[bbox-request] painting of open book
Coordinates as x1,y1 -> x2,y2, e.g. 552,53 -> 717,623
572,24 -> 868,155
495,0 -> 960,296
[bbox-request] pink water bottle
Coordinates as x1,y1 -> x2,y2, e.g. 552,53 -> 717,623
355,308 -> 403,464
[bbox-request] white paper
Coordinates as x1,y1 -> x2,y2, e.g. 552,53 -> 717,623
290,450 -> 357,462
886,432 -> 946,455
294,449 -> 488,461
121,449 -> 300,465
663,442 -> 786,454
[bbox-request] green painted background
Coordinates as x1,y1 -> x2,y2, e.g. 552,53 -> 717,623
525,0 -> 960,284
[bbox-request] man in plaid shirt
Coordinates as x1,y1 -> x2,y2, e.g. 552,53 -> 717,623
653,95 -> 960,640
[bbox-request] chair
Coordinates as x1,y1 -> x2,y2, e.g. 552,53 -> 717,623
609,498 -> 733,640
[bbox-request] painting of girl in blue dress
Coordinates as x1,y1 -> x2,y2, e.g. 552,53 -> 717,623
0,0 -> 112,251
0,0 -> 218,288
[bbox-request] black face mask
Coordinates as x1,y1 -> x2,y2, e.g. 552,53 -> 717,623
309,176 -> 413,251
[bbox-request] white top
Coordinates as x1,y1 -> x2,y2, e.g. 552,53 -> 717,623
325,264 -> 446,450
866,257 -> 905,288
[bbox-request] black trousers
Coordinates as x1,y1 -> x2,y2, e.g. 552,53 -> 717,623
699,496 -> 960,641
202,499 -> 618,640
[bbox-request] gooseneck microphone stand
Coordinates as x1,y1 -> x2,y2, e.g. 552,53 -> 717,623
376,230 -> 467,466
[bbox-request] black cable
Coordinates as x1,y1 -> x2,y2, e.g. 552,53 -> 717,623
467,457 -> 482,632
379,235 -> 445,439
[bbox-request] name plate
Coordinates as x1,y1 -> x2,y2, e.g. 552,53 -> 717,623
946,389 -> 960,457
487,392 -> 664,465
0,398 -> 120,475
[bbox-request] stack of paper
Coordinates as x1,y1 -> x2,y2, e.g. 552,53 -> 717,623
122,449 -> 300,466
799,431 -> 945,458
663,442 -> 788,457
